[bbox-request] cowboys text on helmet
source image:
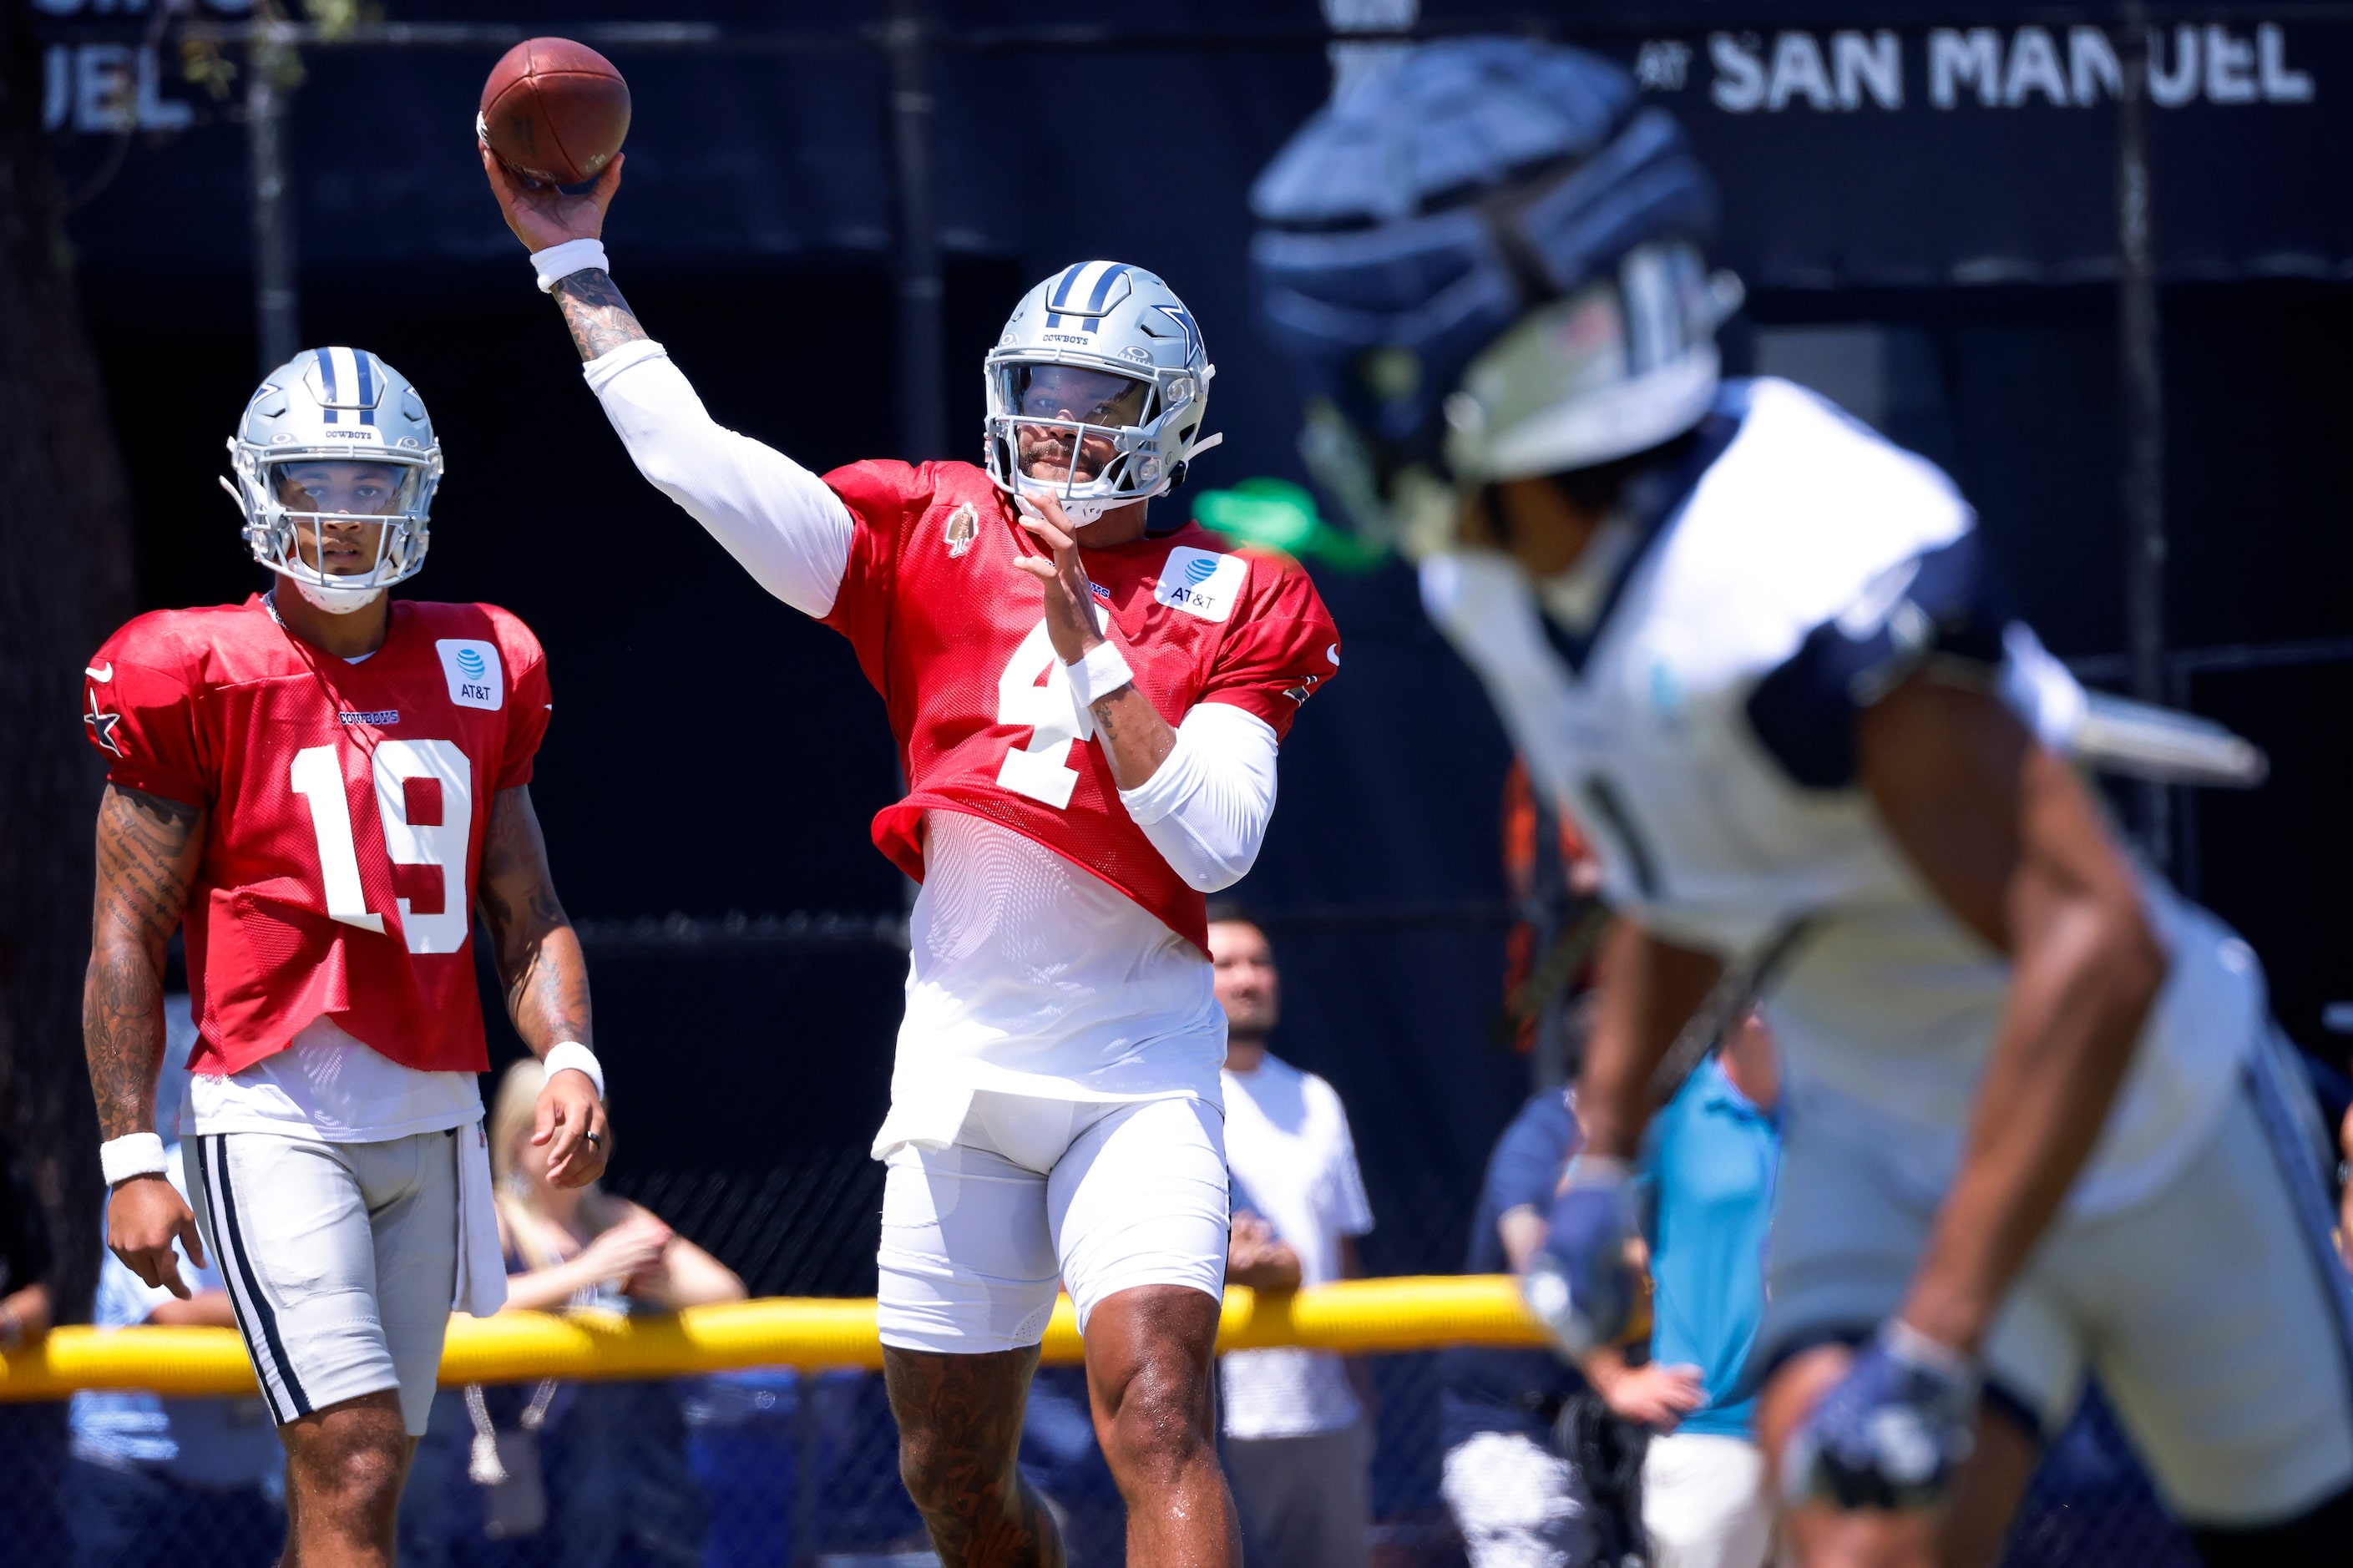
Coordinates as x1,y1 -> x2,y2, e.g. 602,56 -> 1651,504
223,347 -> 443,613
984,262 -> 1223,526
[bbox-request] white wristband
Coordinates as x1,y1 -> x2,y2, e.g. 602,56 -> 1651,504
532,237 -> 610,293
543,1040 -> 605,1100
1065,640 -> 1135,709
100,1132 -> 168,1187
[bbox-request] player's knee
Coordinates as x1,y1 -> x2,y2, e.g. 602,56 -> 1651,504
896,1424 -> 1005,1516
297,1433 -> 406,1525
1099,1352 -> 1214,1489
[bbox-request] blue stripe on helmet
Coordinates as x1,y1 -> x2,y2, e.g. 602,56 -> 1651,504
354,352 -> 376,426
1085,262 -> 1131,311
314,347 -> 338,424
1049,262 -> 1088,308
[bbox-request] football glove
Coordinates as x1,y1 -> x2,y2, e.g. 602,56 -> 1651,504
1520,1155 -> 1639,1359
1783,1319 -> 1982,1511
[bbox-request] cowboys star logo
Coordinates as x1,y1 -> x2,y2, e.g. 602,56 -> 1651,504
84,685 -> 125,757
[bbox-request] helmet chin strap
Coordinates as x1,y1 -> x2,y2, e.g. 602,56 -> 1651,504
1015,489 -> 1116,526
291,575 -> 387,615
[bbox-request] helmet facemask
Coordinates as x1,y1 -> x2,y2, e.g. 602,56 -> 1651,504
225,443 -> 440,613
986,357 -> 1211,524
1300,242 -> 1738,560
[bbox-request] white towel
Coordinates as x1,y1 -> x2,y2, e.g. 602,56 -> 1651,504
452,1119 -> 510,1318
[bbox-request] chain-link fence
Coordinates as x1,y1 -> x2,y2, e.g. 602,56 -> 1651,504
1,1339 -> 2198,1567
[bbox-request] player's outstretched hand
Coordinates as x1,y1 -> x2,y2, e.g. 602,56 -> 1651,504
532,1066 -> 610,1188
481,142 -> 623,255
1014,494 -> 1106,665
107,1173 -> 205,1301
1782,1318 -> 1981,1511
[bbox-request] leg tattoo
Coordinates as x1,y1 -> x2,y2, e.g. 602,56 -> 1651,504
884,1346 -> 1066,1568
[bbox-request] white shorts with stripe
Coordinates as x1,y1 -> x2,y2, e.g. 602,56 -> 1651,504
184,1130 -> 460,1436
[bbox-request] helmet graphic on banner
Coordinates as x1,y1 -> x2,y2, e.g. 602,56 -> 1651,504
984,262 -> 1223,527
222,348 -> 443,612
1249,38 -> 1737,553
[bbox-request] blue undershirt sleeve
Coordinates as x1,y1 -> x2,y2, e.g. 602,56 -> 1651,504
1743,529 -> 2014,791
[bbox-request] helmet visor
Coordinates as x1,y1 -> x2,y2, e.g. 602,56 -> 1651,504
997,363 -> 1151,484
266,458 -> 428,579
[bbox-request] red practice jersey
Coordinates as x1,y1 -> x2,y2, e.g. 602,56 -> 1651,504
82,596 -> 553,1077
821,460 -> 1341,952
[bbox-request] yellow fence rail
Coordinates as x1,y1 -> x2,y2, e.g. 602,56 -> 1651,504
0,1275 -> 1548,1403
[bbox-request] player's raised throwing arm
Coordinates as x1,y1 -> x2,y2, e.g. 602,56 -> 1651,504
481,149 -> 853,617
476,784 -> 609,1188
83,784 -> 210,1298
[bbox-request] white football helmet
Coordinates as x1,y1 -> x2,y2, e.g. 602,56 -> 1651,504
222,347 -> 443,613
984,261 -> 1222,525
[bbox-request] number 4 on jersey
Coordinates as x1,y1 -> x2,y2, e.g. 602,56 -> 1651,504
994,609 -> 1116,811
289,741 -> 473,953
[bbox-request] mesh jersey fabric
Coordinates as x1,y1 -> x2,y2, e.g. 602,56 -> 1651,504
820,459 -> 1340,953
83,596 -> 553,1076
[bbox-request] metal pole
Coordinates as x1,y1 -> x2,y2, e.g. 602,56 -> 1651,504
2116,6 -> 2171,867
885,0 -> 946,463
246,20 -> 300,372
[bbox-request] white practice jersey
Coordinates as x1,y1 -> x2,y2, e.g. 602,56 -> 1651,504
1424,378 -> 2266,1216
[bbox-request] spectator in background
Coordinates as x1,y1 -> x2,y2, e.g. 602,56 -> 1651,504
1439,1085 -> 1596,1568
68,996 -> 283,1568
1576,1011 -> 1779,1568
489,1058 -> 744,1317
410,1059 -> 746,1567
1,1104 -> 63,1561
1208,903 -> 1377,1568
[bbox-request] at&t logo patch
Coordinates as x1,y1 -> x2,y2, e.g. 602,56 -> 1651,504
436,639 -> 503,711
1153,547 -> 1245,622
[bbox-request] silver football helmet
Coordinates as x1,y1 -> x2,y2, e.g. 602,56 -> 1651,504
222,347 -> 443,613
984,261 -> 1222,524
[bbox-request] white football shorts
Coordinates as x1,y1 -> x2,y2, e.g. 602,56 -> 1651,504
876,1090 -> 1230,1354
1754,1031 -> 2353,1525
184,1129 -> 459,1436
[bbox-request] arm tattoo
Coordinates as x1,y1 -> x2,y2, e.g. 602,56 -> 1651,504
83,787 -> 205,1141
883,1346 -> 1066,1566
1089,688 -> 1176,790
476,787 -> 594,1052
553,269 -> 650,362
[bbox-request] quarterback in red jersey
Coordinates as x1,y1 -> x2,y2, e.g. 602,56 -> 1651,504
81,348 -> 609,1568
489,150 -> 1338,1565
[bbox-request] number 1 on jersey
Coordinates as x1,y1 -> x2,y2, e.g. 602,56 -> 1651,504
290,741 -> 473,953
291,746 -> 386,936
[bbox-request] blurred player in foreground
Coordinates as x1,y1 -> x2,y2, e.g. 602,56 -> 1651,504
485,149 -> 1339,1566
81,351 -> 610,1568
1254,38 -> 2353,1565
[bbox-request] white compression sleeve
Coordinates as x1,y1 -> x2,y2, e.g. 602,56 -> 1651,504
1117,701 -> 1281,893
583,340 -> 855,619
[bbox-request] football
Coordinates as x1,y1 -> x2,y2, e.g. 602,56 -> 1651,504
478,38 -> 630,188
